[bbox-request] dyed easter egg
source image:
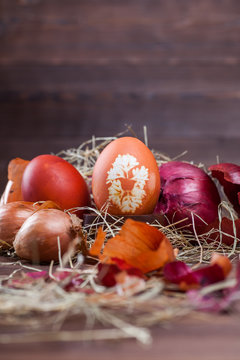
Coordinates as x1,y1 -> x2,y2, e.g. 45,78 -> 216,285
92,137 -> 160,215
21,154 -> 90,217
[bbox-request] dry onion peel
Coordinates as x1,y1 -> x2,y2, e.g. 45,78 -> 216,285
33,200 -> 63,212
209,163 -> 240,215
89,227 -> 106,256
90,219 -> 175,274
211,252 -> 232,277
1,158 -> 30,204
204,217 -> 240,246
164,253 -> 232,291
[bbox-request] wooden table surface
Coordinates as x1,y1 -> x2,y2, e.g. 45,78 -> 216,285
2,315 -> 240,360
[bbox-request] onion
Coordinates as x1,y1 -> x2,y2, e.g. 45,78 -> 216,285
0,201 -> 37,249
154,161 -> 221,233
13,209 -> 81,263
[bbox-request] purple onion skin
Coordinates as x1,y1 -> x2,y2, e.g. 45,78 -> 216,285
154,161 -> 221,233
209,163 -> 240,216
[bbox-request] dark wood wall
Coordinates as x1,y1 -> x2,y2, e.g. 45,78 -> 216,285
1,0 -> 240,191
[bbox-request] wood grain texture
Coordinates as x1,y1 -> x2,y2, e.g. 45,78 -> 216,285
0,1 -> 239,181
1,0 -> 240,64
2,318 -> 240,360
1,94 -> 240,139
1,0 -> 239,142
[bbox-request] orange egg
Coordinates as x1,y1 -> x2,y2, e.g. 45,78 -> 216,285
92,137 -> 160,215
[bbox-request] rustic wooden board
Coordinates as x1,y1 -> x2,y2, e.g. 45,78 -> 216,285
1,95 -> 240,139
1,61 -> 240,139
1,0 -> 240,64
1,0 -> 240,142
1,316 -> 240,360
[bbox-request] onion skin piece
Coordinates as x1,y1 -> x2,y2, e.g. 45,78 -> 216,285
154,161 -> 221,233
13,209 -> 78,263
0,201 -> 37,249
164,253 -> 231,291
91,219 -> 175,274
164,261 -> 225,290
204,217 -> 240,246
0,158 -> 30,205
209,163 -> 240,215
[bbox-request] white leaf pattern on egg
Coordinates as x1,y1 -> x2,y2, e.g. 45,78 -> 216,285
106,154 -> 149,213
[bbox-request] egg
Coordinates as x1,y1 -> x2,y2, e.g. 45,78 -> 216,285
92,137 -> 160,215
21,154 -> 90,218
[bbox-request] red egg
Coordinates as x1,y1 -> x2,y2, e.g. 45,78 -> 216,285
21,155 -> 90,216
92,137 -> 160,215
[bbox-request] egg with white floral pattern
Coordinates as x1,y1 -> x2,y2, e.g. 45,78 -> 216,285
92,137 -> 160,215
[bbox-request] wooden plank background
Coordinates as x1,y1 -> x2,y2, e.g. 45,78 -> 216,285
1,0 -> 240,191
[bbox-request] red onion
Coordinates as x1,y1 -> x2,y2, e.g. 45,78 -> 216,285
154,161 -> 221,233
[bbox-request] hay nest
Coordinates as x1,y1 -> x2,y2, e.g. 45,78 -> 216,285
0,126 -> 239,345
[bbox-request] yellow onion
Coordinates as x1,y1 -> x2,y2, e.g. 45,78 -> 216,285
13,209 -> 81,263
0,201 -> 37,249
